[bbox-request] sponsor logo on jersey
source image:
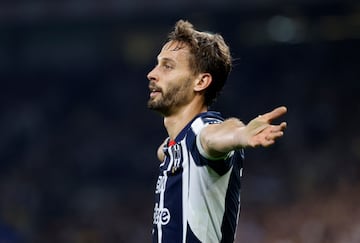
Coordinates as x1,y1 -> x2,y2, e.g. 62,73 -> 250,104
155,175 -> 167,194
153,203 -> 170,225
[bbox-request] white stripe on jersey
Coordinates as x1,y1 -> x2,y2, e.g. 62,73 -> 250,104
181,138 -> 189,243
191,116 -> 205,134
157,149 -> 175,243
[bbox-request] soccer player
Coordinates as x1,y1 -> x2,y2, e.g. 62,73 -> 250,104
147,19 -> 287,243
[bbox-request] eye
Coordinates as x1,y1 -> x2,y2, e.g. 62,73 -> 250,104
164,64 -> 173,70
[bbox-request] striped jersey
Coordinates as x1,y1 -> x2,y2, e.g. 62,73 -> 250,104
152,111 -> 244,243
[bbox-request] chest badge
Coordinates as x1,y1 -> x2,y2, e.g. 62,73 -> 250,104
171,143 -> 182,174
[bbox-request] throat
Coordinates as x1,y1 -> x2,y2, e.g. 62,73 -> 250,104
163,100 -> 208,139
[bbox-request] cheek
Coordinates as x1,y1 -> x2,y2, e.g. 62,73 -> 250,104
164,72 -> 194,95
172,79 -> 194,100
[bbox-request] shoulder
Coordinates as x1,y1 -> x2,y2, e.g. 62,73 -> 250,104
190,111 -> 224,135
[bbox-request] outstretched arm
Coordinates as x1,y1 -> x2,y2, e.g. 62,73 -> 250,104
199,106 -> 287,158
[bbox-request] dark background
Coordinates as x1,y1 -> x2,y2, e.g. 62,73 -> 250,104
0,0 -> 359,242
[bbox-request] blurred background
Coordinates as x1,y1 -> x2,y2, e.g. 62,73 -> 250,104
0,0 -> 359,242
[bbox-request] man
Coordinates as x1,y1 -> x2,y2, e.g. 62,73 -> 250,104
147,19 -> 287,243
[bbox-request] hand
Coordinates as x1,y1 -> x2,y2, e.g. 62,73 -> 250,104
243,106 -> 287,147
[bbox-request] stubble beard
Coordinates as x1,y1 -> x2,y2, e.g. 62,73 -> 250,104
147,80 -> 192,116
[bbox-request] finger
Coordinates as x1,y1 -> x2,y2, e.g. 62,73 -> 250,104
280,122 -> 287,130
266,131 -> 284,140
262,139 -> 275,147
261,106 -> 287,122
270,122 -> 287,132
250,137 -> 274,147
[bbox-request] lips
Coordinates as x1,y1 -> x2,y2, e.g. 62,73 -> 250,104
149,85 -> 162,98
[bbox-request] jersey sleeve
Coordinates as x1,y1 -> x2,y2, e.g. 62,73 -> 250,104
195,126 -> 234,161
189,115 -> 235,176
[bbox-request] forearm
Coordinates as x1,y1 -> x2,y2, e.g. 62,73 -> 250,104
199,118 -> 247,158
200,106 -> 287,157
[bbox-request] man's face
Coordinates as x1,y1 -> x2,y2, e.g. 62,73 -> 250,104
147,41 -> 196,116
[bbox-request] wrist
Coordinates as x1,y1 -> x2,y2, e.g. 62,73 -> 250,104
234,127 -> 249,149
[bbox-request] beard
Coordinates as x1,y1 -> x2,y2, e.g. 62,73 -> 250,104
147,79 -> 192,116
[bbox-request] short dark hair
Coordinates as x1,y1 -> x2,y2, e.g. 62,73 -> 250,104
167,20 -> 232,106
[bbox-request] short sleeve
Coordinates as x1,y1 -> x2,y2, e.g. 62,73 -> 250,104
195,127 -> 233,161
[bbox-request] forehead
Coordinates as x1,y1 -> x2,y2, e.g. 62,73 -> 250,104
157,41 -> 191,63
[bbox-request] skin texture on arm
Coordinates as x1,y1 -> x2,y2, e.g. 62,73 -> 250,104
200,106 -> 287,158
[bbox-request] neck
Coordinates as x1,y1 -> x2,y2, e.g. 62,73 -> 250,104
163,102 -> 208,140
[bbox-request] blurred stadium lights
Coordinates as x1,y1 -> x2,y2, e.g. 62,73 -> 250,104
235,10 -> 360,46
264,13 -> 360,44
0,1 -> 359,71
0,1 -> 358,21
267,15 -> 303,43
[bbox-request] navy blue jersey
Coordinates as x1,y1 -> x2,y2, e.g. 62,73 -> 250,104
152,111 -> 244,243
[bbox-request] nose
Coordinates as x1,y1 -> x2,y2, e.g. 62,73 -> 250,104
147,66 -> 158,82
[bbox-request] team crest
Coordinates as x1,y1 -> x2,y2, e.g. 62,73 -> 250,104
170,143 -> 182,174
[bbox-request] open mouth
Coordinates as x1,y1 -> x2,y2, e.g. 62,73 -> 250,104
149,85 -> 162,98
150,89 -> 161,98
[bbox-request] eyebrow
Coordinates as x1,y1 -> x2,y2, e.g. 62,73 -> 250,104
170,45 -> 186,51
157,57 -> 176,65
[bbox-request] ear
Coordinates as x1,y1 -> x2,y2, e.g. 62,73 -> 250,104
194,73 -> 212,92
